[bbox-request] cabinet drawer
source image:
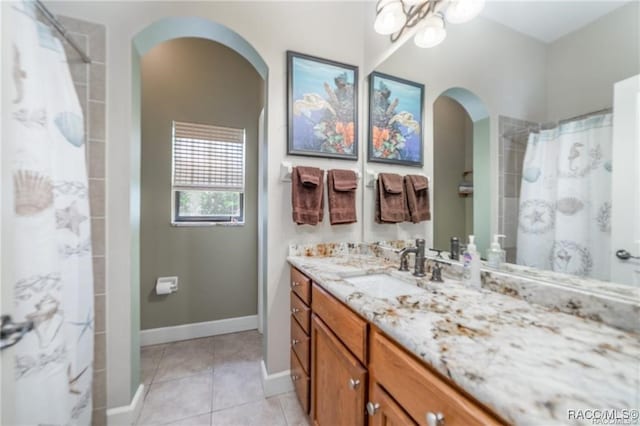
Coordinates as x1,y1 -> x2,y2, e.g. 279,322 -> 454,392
291,267 -> 312,304
312,283 -> 367,364
291,292 -> 311,333
370,330 -> 503,426
291,349 -> 310,414
291,315 -> 311,374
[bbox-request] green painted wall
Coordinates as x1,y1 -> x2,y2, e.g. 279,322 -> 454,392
433,97 -> 474,250
140,38 -> 262,329
473,117 -> 491,257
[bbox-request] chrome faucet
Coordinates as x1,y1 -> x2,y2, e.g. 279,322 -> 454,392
397,238 -> 426,277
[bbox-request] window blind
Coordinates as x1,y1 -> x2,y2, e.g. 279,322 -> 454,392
172,121 -> 245,192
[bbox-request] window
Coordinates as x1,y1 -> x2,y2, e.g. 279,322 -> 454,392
172,120 -> 245,224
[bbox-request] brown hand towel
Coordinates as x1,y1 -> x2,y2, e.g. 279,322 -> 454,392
404,174 -> 431,223
376,173 -> 408,223
292,166 -> 325,225
327,169 -> 357,225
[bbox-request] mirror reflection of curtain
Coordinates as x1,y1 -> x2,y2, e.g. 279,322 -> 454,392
9,2 -> 94,424
516,114 -> 613,280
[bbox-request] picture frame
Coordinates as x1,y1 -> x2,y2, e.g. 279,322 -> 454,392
368,71 -> 424,167
287,51 -> 359,160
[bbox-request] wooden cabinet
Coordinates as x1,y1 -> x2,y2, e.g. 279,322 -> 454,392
311,315 -> 367,426
312,283 -> 368,364
367,381 -> 417,426
290,267 -> 312,415
289,266 -> 505,426
369,329 -> 503,426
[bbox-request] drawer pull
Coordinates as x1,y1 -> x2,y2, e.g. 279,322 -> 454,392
349,378 -> 360,390
291,308 -> 300,314
291,339 -> 300,346
426,412 -> 445,426
366,402 -> 380,416
291,374 -> 299,381
291,281 -> 300,288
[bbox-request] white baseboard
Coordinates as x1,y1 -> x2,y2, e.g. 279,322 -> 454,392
106,384 -> 144,426
261,359 -> 293,397
140,315 -> 258,346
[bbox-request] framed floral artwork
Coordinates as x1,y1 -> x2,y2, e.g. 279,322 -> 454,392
287,51 -> 358,160
368,72 -> 424,167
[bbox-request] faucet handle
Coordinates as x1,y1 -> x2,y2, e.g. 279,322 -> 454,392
415,238 -> 425,248
429,248 -> 443,259
398,256 -> 409,272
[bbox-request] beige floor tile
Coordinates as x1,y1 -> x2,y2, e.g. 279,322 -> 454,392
211,398 -> 286,426
137,373 -> 213,425
163,413 -> 211,426
212,331 -> 261,367
278,392 -> 309,426
141,345 -> 166,385
155,339 -> 214,382
212,361 -> 264,410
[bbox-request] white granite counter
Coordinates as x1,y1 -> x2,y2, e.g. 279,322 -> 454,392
287,253 -> 640,426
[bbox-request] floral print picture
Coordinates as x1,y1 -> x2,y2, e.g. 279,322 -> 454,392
368,72 -> 424,166
287,51 -> 358,160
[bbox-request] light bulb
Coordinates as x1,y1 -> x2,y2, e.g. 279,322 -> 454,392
414,15 -> 446,48
445,0 -> 485,24
374,1 -> 407,35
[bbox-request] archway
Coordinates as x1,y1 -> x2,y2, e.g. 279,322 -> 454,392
433,87 -> 490,255
130,17 -> 269,389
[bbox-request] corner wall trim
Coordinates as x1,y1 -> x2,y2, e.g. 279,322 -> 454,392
106,383 -> 144,425
260,359 -> 293,397
140,315 -> 258,346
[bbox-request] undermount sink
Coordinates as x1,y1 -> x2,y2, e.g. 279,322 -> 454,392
344,274 -> 425,298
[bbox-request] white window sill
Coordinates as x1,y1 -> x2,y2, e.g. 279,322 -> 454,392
171,221 -> 245,227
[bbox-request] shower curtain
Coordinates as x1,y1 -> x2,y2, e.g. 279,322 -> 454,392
516,113 -> 613,280
8,2 -> 94,424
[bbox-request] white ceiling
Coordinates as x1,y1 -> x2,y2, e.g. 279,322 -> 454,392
481,1 -> 632,43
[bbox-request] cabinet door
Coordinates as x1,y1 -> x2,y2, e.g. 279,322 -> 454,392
368,381 -> 416,426
312,315 -> 366,426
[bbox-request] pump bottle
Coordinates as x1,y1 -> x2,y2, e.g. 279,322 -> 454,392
487,234 -> 506,269
462,235 -> 481,288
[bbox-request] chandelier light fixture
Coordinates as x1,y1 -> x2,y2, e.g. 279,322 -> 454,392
374,0 -> 486,48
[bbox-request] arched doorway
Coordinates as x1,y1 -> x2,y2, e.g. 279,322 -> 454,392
130,17 -> 269,391
433,87 -> 490,255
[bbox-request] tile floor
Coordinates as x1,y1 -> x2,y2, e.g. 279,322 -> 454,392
137,331 -> 308,426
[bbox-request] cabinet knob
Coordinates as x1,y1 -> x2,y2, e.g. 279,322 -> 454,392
366,402 -> 380,416
291,308 -> 300,314
291,374 -> 299,381
426,412 -> 445,426
291,281 -> 300,288
348,378 -> 360,389
291,339 -> 299,346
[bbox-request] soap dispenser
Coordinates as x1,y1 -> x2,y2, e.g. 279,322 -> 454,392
487,234 -> 506,269
463,235 -> 481,288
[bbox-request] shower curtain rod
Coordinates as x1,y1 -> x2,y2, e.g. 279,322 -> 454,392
502,108 -> 613,139
34,0 -> 92,64
558,107 -> 612,124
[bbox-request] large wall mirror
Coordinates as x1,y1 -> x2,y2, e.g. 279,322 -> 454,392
363,1 -> 639,288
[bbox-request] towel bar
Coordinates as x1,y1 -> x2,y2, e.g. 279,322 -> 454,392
280,161 -> 361,183
365,170 -> 430,188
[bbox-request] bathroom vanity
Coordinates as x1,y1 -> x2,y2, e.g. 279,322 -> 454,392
287,242 -> 639,426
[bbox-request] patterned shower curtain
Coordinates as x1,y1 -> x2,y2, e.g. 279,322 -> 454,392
8,2 -> 94,424
516,113 -> 613,280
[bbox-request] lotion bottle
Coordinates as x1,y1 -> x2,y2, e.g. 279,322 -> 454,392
462,235 -> 481,288
487,234 -> 506,269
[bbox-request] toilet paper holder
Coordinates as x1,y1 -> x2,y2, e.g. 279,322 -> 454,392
156,276 -> 178,295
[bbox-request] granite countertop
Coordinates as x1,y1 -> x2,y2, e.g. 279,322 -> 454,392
287,254 -> 640,426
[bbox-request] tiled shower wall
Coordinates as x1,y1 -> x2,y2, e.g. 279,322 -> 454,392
498,116 -> 539,264
57,15 -> 107,426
